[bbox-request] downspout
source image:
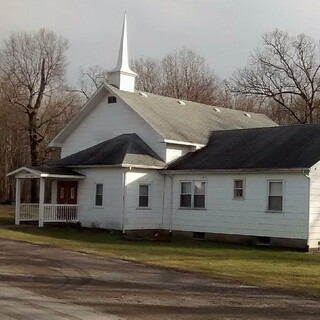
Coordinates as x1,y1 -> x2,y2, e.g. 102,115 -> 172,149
303,169 -> 310,250
161,174 -> 166,229
167,173 -> 174,234
122,167 -> 132,234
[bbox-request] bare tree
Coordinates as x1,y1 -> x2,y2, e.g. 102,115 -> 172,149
229,30 -> 320,124
75,65 -> 108,100
132,48 -> 225,106
0,29 -> 75,201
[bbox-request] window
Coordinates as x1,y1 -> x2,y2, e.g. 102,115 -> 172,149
138,184 -> 150,208
95,184 -> 103,206
60,188 -> 64,199
108,96 -> 117,104
234,179 -> 244,199
268,181 -> 283,211
180,181 -> 205,209
70,187 -> 75,199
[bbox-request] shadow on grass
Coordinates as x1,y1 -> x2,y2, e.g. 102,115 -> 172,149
4,223 -> 316,262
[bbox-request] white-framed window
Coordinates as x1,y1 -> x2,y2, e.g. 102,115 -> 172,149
267,180 -> 283,212
180,181 -> 205,209
95,183 -> 103,207
234,179 -> 245,199
138,183 -> 151,208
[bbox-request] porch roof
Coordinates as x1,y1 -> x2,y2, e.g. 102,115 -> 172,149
7,166 -> 85,179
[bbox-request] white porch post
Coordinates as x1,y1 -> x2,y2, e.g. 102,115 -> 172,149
39,177 -> 45,227
15,178 -> 21,225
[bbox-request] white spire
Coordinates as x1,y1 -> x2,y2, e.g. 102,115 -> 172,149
108,13 -> 137,92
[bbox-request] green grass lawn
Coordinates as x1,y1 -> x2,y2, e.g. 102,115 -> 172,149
1,205 -> 320,297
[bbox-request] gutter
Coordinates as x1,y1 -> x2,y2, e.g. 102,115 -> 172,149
162,167 -> 310,175
302,169 -> 311,249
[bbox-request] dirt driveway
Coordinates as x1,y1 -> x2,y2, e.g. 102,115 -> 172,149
0,239 -> 319,320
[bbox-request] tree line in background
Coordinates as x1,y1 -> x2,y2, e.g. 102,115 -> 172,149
1,28 -> 320,201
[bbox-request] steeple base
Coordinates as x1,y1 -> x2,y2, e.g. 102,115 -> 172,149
108,70 -> 136,92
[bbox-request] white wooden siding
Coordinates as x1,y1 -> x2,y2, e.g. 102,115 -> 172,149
165,173 -> 309,240
124,170 -> 164,230
165,144 -> 195,163
61,95 -> 165,160
76,168 -> 124,229
309,162 -> 320,249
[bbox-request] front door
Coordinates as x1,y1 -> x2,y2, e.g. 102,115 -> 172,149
57,181 -> 78,204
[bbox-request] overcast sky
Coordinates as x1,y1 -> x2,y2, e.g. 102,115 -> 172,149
1,0 -> 320,86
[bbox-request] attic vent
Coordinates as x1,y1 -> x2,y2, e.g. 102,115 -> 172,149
177,100 -> 185,105
108,96 -> 117,104
244,113 -> 251,118
139,92 -> 148,97
214,107 -> 221,112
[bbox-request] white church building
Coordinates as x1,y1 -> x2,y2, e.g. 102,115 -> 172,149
8,15 -> 320,251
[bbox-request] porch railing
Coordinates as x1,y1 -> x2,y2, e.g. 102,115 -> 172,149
20,203 -> 39,221
44,204 -> 78,222
20,203 -> 78,222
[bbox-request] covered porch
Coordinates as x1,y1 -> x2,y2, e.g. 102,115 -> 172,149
7,166 -> 85,227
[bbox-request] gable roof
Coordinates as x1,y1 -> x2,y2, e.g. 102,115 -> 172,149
50,83 -> 277,147
106,84 -> 277,145
51,133 -> 165,168
7,166 -> 84,179
166,124 -> 320,171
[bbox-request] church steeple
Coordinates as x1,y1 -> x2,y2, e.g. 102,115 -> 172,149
108,13 -> 137,92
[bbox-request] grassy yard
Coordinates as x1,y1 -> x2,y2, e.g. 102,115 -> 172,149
1,205 -> 320,297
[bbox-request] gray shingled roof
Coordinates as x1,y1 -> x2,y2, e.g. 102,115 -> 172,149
107,84 -> 277,145
167,124 -> 320,171
52,133 -> 165,168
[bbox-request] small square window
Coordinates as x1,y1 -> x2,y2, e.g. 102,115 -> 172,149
108,96 -> 117,104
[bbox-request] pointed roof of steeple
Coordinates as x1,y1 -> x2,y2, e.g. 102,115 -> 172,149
112,12 -> 136,75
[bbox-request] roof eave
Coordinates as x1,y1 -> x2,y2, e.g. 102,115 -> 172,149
162,167 -> 311,175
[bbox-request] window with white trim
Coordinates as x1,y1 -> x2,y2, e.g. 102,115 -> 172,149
138,184 -> 150,208
95,184 -> 103,207
234,179 -> 245,199
180,181 -> 205,209
267,180 -> 283,211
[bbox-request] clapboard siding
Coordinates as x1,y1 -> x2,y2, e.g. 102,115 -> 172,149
124,170 -> 164,230
167,173 -> 309,240
76,168 -> 124,229
166,144 -> 196,163
61,95 -> 165,159
309,162 -> 320,249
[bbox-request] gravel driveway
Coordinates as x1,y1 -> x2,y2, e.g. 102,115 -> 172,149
0,239 -> 319,320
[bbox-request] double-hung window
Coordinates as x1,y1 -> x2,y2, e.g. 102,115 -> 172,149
180,181 -> 205,209
234,179 -> 245,199
95,184 -> 103,207
138,184 -> 150,208
267,180 -> 283,211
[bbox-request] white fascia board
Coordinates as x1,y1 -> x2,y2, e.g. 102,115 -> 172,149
39,174 -> 85,179
162,168 -> 310,175
163,139 -> 205,148
49,84 -> 109,147
62,164 -> 164,170
6,166 -> 42,177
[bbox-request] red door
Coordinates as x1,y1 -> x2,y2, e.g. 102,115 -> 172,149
57,181 -> 78,204
57,181 -> 78,220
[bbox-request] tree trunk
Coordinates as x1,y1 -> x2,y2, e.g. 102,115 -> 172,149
29,113 -> 39,203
